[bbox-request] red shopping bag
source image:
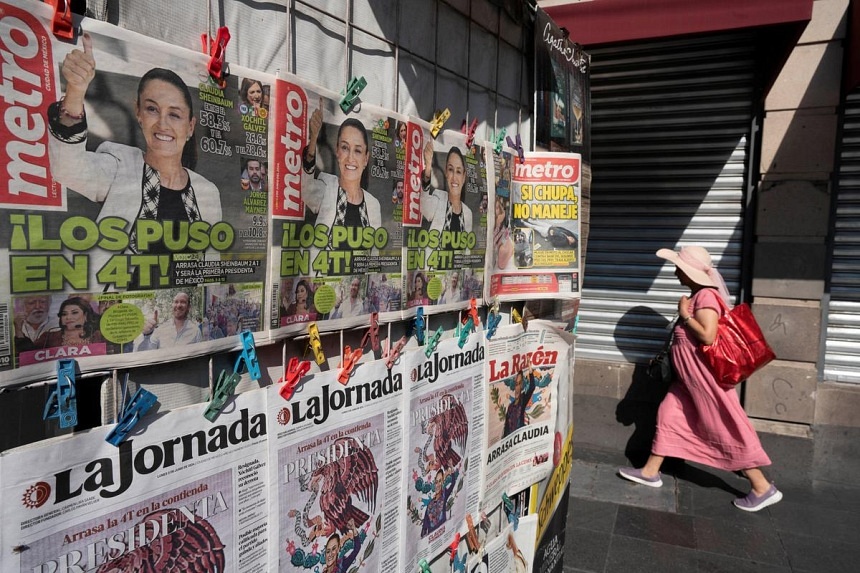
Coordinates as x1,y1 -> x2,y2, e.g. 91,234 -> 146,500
701,299 -> 776,388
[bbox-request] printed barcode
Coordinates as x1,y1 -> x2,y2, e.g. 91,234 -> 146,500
0,302 -> 9,355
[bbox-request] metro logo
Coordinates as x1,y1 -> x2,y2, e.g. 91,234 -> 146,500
513,155 -> 581,183
402,121 -> 422,226
0,5 -> 60,208
273,79 -> 307,218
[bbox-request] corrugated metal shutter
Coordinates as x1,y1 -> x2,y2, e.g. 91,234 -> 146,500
824,90 -> 860,383
577,32 -> 757,363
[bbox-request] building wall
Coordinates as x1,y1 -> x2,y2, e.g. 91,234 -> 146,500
748,0 -> 858,427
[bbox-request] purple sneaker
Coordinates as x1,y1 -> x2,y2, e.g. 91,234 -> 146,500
733,484 -> 783,512
618,467 -> 663,488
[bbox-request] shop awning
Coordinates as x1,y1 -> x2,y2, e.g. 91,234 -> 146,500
543,0 -> 813,47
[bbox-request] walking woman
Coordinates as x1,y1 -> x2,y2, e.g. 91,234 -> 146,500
618,246 -> 782,512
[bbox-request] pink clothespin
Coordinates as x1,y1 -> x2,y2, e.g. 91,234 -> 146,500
279,357 -> 311,401
506,133 -> 525,163
384,336 -> 408,370
360,312 -> 380,353
201,26 -> 231,88
461,118 -> 478,148
337,346 -> 363,385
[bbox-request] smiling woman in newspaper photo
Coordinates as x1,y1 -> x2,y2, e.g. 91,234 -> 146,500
47,33 -> 222,289
421,143 -> 474,236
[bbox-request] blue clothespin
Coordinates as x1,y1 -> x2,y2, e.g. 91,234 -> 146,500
234,330 -> 261,382
487,310 -> 502,340
424,326 -> 444,358
502,492 -> 519,531
506,133 -> 525,163
43,359 -> 77,428
340,76 -> 367,113
493,127 -> 507,154
430,108 -> 450,138
572,313 -> 580,335
456,317 -> 475,349
452,552 -> 467,572
204,369 -> 242,422
418,558 -> 431,573
106,388 -> 157,446
414,307 -> 426,345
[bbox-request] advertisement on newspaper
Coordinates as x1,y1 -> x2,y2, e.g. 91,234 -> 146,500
266,359 -> 404,571
483,322 -> 568,501
0,388 -> 269,572
400,334 -> 485,568
488,152 -> 581,300
0,1 -> 269,380
270,79 -> 404,333
404,127 -> 488,314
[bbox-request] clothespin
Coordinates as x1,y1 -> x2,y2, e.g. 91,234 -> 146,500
43,359 -> 77,428
572,313 -> 580,335
486,298 -> 501,339
493,127 -> 507,154
463,298 -> 481,327
502,493 -> 519,531
418,559 -> 431,573
452,551 -> 467,573
424,326 -> 444,358
430,108 -> 450,138
414,308 -> 426,345
465,514 -> 480,553
456,317 -> 475,349
234,330 -> 262,382
106,388 -> 157,446
449,532 -> 461,561
204,369 -> 241,422
511,307 -> 527,330
280,357 -> 311,401
360,312 -> 380,353
305,323 -> 326,365
337,346 -> 363,385
506,133 -> 525,163
384,336 -> 408,370
51,0 -> 76,41
201,26 -> 230,88
340,76 -> 367,113
461,118 -> 478,148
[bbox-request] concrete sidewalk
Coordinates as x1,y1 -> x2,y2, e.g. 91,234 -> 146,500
562,394 -> 860,572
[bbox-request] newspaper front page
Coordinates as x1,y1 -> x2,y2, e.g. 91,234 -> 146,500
267,359 -> 404,571
0,388 -> 269,572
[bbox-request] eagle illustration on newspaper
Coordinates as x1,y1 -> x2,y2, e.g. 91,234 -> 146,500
292,436 -> 379,545
94,508 -> 225,573
417,394 -> 469,472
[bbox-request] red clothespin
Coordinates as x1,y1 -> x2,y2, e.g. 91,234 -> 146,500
461,118 -> 478,148
280,357 -> 311,401
337,346 -> 363,385
449,532 -> 461,561
201,26 -> 231,88
360,312 -> 380,353
506,133 -> 525,163
51,0 -> 76,40
462,298 -> 481,327
384,336 -> 408,370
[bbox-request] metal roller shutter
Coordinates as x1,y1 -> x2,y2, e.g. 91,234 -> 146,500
577,31 -> 757,363
824,90 -> 860,383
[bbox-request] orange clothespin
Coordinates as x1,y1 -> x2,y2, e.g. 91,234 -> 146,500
360,312 -> 380,353
465,514 -> 480,553
201,26 -> 231,88
337,346 -> 363,385
279,357 -> 311,401
384,336 -> 408,370
51,0 -> 76,40
461,118 -> 478,148
463,298 -> 481,327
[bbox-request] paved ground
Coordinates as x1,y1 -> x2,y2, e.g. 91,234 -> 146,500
562,394 -> 860,573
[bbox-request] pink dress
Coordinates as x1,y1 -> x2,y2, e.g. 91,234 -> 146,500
652,288 -> 771,471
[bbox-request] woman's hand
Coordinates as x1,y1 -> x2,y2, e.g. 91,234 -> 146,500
423,141 -> 434,179
678,295 -> 691,319
307,97 -> 323,157
60,33 -> 95,117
